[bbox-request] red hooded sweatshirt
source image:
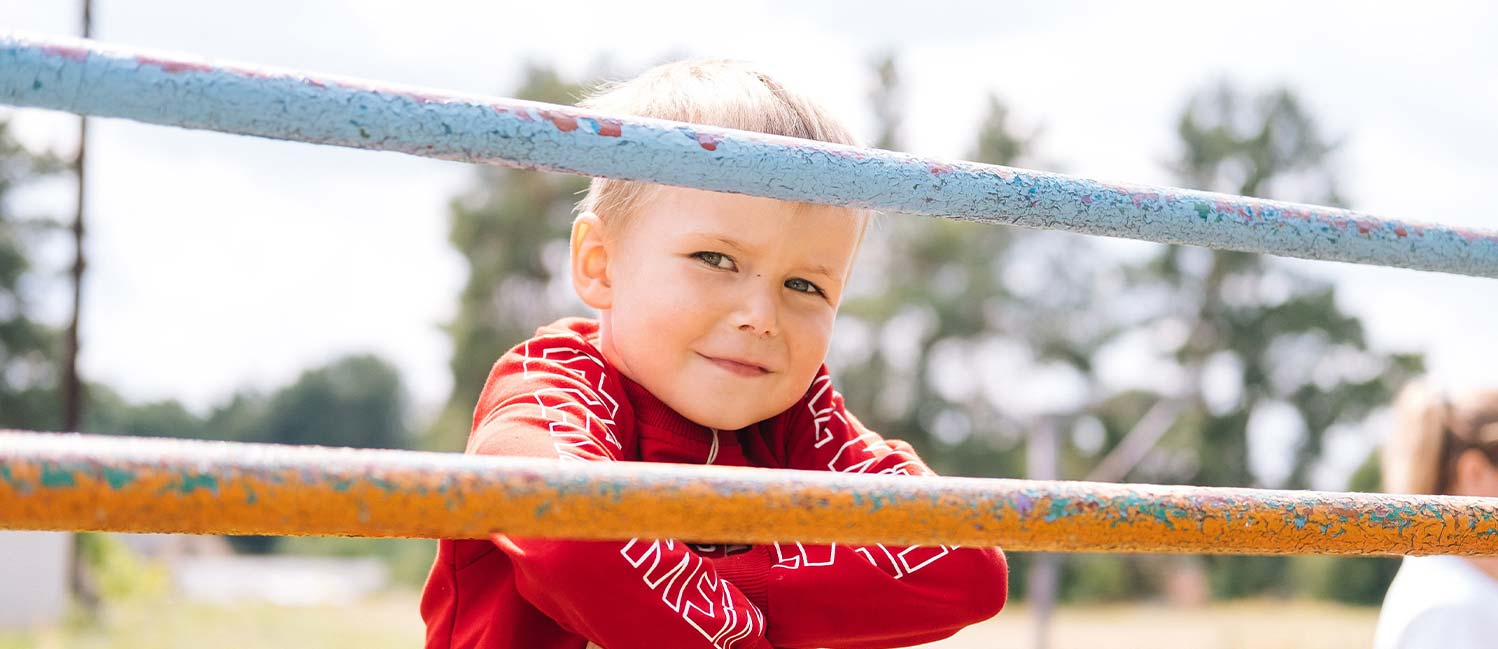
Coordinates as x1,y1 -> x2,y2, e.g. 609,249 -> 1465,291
421,318 -> 1007,649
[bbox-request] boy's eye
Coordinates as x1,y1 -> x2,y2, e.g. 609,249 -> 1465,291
693,251 -> 737,271
785,277 -> 824,296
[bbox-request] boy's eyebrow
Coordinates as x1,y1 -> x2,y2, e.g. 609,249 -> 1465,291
698,233 -> 750,250
803,262 -> 839,281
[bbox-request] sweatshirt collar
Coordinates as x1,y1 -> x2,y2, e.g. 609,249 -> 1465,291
619,375 -> 725,448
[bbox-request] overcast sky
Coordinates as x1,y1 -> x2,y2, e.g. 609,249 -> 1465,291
4,2 -> 1496,480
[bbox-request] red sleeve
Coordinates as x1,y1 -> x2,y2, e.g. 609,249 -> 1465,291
733,367 -> 1008,649
469,328 -> 773,649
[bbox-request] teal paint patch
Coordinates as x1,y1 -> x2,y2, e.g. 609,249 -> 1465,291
101,466 -> 135,490
855,492 -> 888,512
1145,505 -> 1177,530
166,471 -> 218,495
1043,498 -> 1072,523
0,464 -> 26,489
39,463 -> 76,488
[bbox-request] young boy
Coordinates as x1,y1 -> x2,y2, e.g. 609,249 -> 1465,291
421,59 -> 1008,649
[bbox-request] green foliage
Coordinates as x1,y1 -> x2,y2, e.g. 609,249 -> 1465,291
841,57 -> 1028,479
839,57 -> 1422,604
1348,451 -> 1382,493
427,64 -> 594,451
76,533 -> 169,603
1151,81 -> 1421,599
78,355 -> 412,554
1289,451 -> 1403,605
840,56 -> 1101,489
0,593 -> 422,649
1061,554 -> 1146,603
258,354 -> 411,450
86,385 -> 207,439
0,118 -> 65,431
82,354 -> 411,450
1292,554 -> 1400,606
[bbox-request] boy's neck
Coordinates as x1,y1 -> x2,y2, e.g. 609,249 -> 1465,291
593,310 -> 635,384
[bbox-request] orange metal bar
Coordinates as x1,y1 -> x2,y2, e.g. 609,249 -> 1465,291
2,430 -> 1496,556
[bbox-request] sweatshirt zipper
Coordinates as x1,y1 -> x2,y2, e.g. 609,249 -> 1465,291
706,428 -> 720,465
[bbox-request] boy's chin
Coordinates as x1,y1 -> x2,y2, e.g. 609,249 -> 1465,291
684,410 -> 759,432
677,400 -> 777,432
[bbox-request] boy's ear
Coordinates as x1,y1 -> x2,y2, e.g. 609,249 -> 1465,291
570,212 -> 612,310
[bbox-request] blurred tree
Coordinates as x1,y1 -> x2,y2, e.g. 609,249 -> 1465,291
841,61 -> 1421,603
227,353 -> 411,553
76,353 -> 410,554
202,391 -> 270,443
1134,82 -> 1422,597
85,385 -> 204,439
82,353 -> 408,451
0,118 -> 65,431
257,354 -> 410,450
841,54 -> 1027,480
839,54 -> 1103,613
838,54 -> 1110,484
1288,444 -> 1400,604
427,64 -> 592,451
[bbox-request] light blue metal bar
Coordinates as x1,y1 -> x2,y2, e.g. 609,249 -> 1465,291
4,32 -> 1496,278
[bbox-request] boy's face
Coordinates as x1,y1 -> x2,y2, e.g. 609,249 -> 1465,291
576,187 -> 865,431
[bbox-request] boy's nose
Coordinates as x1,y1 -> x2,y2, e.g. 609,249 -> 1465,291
738,321 -> 774,338
735,286 -> 778,338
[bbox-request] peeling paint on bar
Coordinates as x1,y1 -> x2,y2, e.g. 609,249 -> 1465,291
3,431 -> 1498,556
2,33 -> 1497,278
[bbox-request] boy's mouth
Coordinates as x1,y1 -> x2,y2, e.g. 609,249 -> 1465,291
697,353 -> 771,377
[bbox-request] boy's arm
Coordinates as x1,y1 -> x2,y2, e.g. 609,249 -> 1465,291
470,336 -> 774,649
717,367 -> 1008,649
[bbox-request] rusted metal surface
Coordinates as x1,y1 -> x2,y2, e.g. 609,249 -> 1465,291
3,431 -> 1497,556
3,33 -> 1497,278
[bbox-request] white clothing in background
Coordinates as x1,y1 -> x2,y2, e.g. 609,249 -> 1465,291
1374,555 -> 1498,649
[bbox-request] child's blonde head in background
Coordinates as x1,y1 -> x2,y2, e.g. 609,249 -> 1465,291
1383,382 -> 1498,496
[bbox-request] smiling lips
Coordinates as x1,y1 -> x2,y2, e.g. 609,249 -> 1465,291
699,353 -> 771,377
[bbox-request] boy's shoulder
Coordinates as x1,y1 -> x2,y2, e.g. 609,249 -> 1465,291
519,316 -> 602,353
478,316 -> 614,408
499,317 -> 606,376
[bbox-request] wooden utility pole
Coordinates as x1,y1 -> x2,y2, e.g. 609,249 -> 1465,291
63,0 -> 91,434
66,0 -> 99,615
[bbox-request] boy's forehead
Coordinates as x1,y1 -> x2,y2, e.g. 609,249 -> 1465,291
631,187 -> 865,265
641,187 -> 864,235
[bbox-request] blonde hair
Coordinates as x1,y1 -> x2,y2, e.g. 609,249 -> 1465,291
575,59 -> 864,227
1383,382 -> 1498,495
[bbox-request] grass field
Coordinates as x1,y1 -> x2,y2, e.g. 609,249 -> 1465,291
923,601 -> 1377,649
0,592 -> 1377,649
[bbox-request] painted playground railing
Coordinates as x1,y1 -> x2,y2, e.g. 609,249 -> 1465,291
3,33 -> 1498,556
3,430 -> 1497,556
